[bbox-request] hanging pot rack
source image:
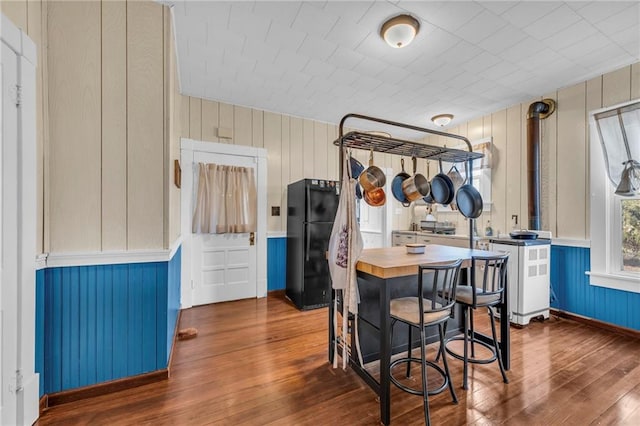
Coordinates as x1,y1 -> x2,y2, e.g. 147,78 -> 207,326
334,113 -> 483,164
334,113 -> 485,249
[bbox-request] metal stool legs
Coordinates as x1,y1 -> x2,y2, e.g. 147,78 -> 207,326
448,304 -> 509,390
488,307 -> 509,384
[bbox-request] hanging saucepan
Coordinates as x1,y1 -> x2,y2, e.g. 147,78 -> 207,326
456,161 -> 483,219
402,156 -> 430,202
364,187 -> 386,207
447,165 -> 464,191
391,158 -> 411,207
447,165 -> 464,210
349,156 -> 365,199
423,161 -> 435,204
359,149 -> 386,192
430,159 -> 455,205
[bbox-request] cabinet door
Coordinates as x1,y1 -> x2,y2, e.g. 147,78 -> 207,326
392,233 -> 416,246
417,236 -> 432,244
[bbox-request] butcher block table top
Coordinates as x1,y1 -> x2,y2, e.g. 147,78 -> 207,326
356,245 -> 503,279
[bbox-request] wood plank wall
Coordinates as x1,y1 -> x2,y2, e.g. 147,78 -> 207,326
3,0 -> 639,249
178,96 -> 350,232
3,1 -> 172,252
425,63 -> 640,240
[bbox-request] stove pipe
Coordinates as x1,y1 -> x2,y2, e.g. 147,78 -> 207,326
526,99 -> 555,231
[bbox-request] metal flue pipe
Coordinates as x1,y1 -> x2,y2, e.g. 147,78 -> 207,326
526,99 -> 555,230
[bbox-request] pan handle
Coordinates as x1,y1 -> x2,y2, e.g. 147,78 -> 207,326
412,156 -> 417,175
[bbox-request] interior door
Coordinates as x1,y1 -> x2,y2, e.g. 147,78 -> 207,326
1,41 -> 19,425
191,151 -> 257,305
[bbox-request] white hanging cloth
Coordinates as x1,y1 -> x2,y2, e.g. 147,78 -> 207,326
328,150 -> 364,369
192,163 -> 257,234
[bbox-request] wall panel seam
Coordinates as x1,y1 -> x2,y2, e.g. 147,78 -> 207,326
100,0 -> 103,250
125,0 -> 129,250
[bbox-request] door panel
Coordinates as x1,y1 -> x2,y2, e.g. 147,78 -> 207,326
191,151 -> 257,305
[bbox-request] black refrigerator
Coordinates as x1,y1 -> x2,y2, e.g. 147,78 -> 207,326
286,178 -> 340,310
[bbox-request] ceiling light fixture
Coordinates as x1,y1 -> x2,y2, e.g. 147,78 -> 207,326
380,14 -> 420,48
431,114 -> 454,127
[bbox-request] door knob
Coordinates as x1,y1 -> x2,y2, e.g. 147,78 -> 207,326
249,232 -> 255,246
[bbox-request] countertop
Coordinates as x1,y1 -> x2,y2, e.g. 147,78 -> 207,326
356,245 -> 502,279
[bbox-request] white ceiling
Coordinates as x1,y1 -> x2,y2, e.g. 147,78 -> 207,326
168,1 -> 639,133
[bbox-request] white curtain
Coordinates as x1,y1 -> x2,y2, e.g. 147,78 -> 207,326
192,163 -> 257,234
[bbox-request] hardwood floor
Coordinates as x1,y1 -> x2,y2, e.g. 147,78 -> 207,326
37,293 -> 640,425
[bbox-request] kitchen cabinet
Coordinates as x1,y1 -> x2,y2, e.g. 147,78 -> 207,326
392,231 -> 416,246
392,231 -> 488,249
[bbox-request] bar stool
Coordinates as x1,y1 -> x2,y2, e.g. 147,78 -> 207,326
444,254 -> 509,390
389,259 -> 463,426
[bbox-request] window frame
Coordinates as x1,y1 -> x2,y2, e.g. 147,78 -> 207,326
589,99 -> 640,293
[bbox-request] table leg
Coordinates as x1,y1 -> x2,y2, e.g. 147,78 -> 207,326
379,277 -> 391,425
329,289 -> 335,364
500,278 -> 510,370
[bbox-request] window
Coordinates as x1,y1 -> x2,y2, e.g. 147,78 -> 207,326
437,137 -> 492,212
622,199 -> 640,272
589,99 -> 640,293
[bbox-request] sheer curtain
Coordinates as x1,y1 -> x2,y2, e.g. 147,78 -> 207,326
192,163 -> 257,234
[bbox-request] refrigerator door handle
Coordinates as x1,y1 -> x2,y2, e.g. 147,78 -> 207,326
306,186 -> 311,222
305,223 -> 310,262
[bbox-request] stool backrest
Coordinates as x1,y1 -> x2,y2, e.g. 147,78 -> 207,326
471,253 -> 509,306
417,259 -> 463,324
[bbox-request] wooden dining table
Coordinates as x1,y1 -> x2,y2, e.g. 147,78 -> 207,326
328,245 -> 510,426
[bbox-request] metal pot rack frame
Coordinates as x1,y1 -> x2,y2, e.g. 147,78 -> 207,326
329,115 -> 507,423
334,113 -> 485,248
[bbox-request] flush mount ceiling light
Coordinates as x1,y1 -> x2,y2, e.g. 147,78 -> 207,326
380,14 -> 420,48
431,114 -> 454,127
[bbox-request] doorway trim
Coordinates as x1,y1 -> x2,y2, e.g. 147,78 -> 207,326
180,139 -> 267,309
1,12 -> 39,425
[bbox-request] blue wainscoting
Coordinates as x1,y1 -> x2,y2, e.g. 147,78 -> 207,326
167,247 -> 181,360
550,245 -> 640,331
267,237 -> 286,291
36,247 -> 182,395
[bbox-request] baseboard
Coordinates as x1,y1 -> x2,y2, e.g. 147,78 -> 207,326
46,369 -> 169,408
168,309 -> 183,377
550,308 -> 640,340
268,289 -> 286,298
39,394 -> 48,412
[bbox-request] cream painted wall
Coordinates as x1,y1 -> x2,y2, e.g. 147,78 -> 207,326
3,0 -> 638,251
425,63 -> 640,240
44,1 -> 171,252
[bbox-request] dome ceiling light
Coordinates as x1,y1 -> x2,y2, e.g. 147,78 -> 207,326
431,114 -> 454,127
380,14 -> 420,49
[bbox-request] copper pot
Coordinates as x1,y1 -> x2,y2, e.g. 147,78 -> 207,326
359,150 -> 386,192
364,187 -> 386,207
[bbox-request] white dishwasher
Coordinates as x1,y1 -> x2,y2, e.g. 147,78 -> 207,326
490,231 -> 552,326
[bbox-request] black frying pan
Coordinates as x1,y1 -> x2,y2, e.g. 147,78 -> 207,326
456,162 -> 483,219
430,159 -> 455,205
